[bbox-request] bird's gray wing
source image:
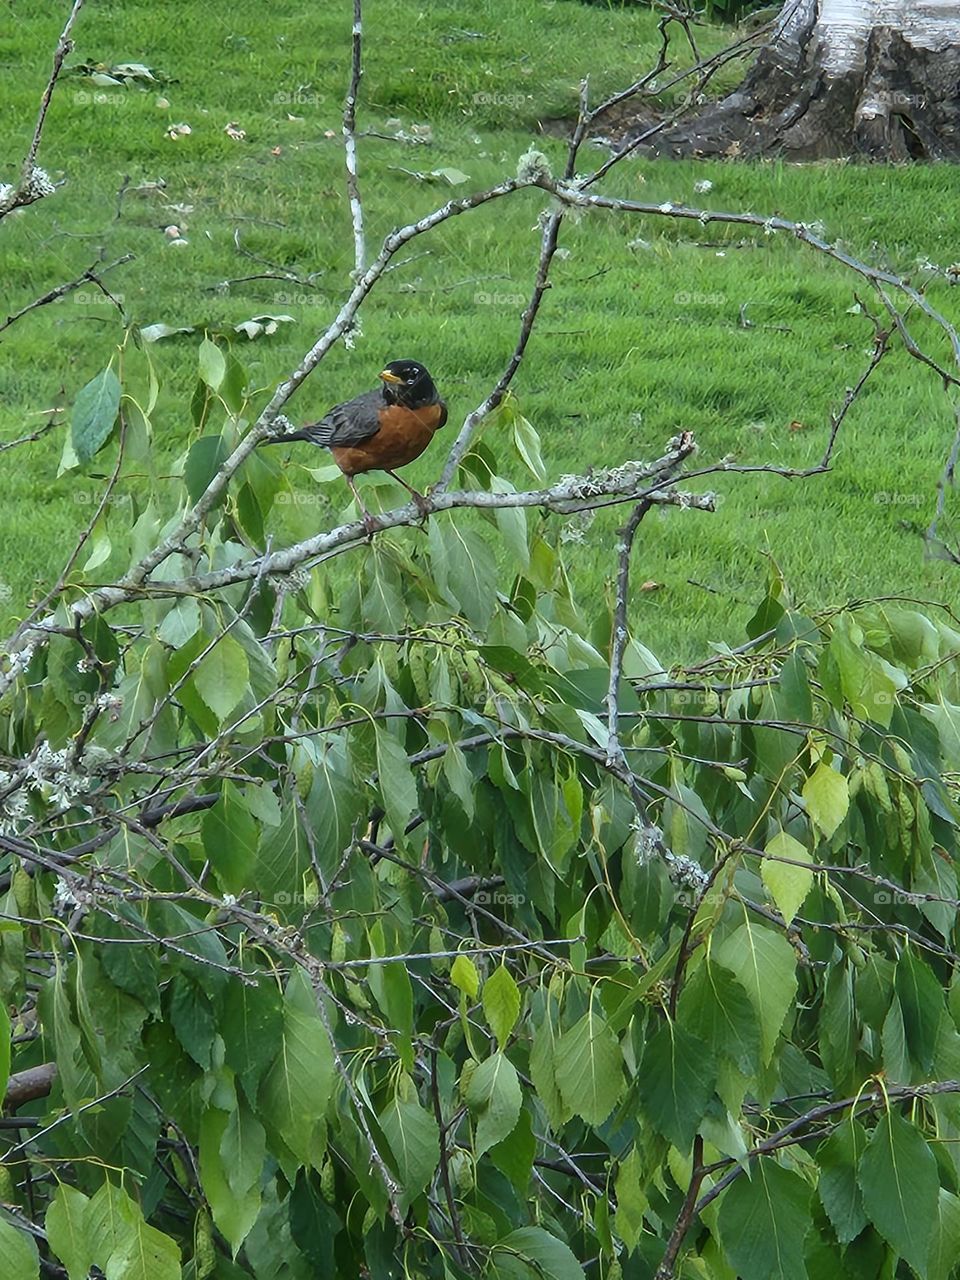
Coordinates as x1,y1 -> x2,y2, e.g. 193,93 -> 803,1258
298,389 -> 384,448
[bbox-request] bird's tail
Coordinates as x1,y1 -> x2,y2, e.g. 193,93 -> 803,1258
261,424 -> 332,446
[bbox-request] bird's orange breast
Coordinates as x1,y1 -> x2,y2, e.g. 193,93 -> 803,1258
331,402 -> 446,476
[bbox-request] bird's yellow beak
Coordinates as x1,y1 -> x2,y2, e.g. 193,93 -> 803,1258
379,369 -> 404,385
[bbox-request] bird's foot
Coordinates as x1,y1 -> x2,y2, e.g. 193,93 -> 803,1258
410,489 -> 431,522
360,511 -> 381,536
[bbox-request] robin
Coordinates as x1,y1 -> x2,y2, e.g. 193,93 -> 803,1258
265,359 -> 447,530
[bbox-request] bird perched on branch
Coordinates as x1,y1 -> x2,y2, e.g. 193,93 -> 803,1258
265,359 -> 447,530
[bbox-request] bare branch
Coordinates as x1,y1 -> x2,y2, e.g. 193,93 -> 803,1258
655,1135 -> 705,1280
343,0 -> 365,276
0,254 -> 133,337
4,1063 -> 58,1112
8,436 -> 707,653
0,411 -> 63,454
606,500 -> 653,768
0,0 -> 84,220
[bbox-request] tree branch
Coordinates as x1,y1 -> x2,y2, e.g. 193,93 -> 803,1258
0,0 -> 84,220
343,0 -> 365,277
606,500 -> 653,768
0,254 -> 133,338
7,435 -> 708,662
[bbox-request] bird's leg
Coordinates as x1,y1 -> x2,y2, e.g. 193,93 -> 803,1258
385,470 -> 431,520
345,474 -> 380,534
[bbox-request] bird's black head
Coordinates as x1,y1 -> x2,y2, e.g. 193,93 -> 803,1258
378,359 -> 438,408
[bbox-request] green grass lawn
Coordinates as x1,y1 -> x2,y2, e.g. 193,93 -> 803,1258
2,0 -> 960,661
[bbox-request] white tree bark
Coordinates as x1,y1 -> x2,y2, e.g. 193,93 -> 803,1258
639,0 -> 960,159
811,0 -> 960,72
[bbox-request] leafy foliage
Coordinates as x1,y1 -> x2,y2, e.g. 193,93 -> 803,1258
3,340 -> 960,1280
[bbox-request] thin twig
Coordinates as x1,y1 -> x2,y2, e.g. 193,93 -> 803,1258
0,254 -> 132,336
343,0 -> 365,277
606,500 -> 654,767
655,1135 -> 705,1279
0,0 -> 85,220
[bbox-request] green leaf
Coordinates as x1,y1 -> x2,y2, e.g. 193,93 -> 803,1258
451,953 -> 480,1001
614,1144 -> 648,1254
198,336 -> 226,391
380,1093 -> 440,1206
82,532 -> 112,573
818,961 -> 857,1090
368,952 -> 414,1069
489,1106 -> 535,1194
85,1180 -> 180,1280
530,1010 -> 565,1130
193,634 -> 250,723
255,802 -> 312,905
831,615 -> 903,728
531,772 -> 579,869
637,1021 -> 715,1151
555,1005 -> 623,1127
233,312 -> 296,340
221,1097 -> 267,1201
443,739 -> 476,821
261,979 -> 335,1164
184,434 -> 229,504
718,1160 -> 812,1280
157,597 -> 200,648
221,350 -> 248,414
52,960 -> 95,1112
881,995 -> 911,1082
915,843 -> 959,941
104,1215 -> 181,1280
778,651 -> 813,722
242,781 -> 282,828
857,1108 -> 939,1273
223,976 -> 284,1103
677,956 -> 761,1076
465,1052 -> 522,1157
895,947 -> 944,1073
47,1185 -> 94,1280
428,520 -> 497,628
929,1189 -> 960,1280
168,973 -> 216,1069
84,1180 -> 130,1266
0,999 -> 9,1100
817,1116 -> 867,1245
0,1217 -> 39,1279
493,1227 -> 585,1280
762,829 -> 814,926
491,475 -> 529,569
138,322 -> 193,342
716,921 -> 797,1065
362,545 -> 405,632
802,762 -> 849,840
289,1169 -> 340,1274
202,780 -> 259,894
199,1106 -> 262,1255
72,367 -> 121,465
304,740 -> 366,878
375,725 -> 418,841
483,965 -> 521,1048
152,901 -> 230,994
513,413 -> 547,483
